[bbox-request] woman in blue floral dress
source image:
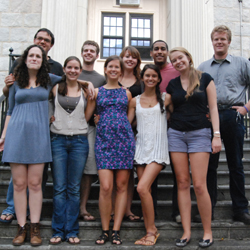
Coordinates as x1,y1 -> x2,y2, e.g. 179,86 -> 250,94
85,55 -> 135,245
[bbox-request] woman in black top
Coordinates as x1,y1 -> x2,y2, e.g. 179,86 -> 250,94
166,47 -> 221,248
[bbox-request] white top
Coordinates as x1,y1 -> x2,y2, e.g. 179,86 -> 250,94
134,93 -> 170,165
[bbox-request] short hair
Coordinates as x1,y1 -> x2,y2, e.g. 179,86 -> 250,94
81,40 -> 100,55
151,40 -> 169,51
34,28 -> 55,45
211,25 -> 232,42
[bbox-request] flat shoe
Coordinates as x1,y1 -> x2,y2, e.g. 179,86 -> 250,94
199,239 -> 214,248
140,232 -> 160,246
0,214 -> 15,224
49,236 -> 62,245
176,238 -> 190,247
68,237 -> 80,245
81,212 -> 96,221
124,214 -> 141,222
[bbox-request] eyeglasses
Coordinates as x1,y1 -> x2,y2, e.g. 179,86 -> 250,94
36,36 -> 51,44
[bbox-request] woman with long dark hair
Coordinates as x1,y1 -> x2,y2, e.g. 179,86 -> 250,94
128,64 -> 170,246
0,44 -> 61,246
49,56 -> 89,245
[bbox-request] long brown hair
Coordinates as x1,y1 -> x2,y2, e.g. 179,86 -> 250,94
14,44 -> 51,89
58,56 -> 85,96
170,47 -> 202,99
120,46 -> 141,82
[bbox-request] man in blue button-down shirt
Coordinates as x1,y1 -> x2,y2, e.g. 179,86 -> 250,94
197,25 -> 250,224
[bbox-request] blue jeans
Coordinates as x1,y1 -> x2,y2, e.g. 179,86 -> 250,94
2,163 -> 49,216
51,133 -> 89,240
207,109 -> 249,216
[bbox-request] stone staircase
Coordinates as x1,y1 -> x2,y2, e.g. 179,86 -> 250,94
1,141 -> 250,249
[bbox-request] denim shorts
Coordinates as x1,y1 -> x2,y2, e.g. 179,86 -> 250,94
168,127 -> 212,153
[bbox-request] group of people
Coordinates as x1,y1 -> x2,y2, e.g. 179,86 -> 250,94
0,24 -> 249,248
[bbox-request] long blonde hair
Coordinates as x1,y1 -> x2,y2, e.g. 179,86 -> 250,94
170,47 -> 202,99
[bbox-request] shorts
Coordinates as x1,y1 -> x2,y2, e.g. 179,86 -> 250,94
168,127 -> 212,153
84,125 -> 98,175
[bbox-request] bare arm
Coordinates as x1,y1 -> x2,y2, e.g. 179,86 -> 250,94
85,88 -> 98,122
207,80 -> 221,154
3,74 -> 15,97
127,97 -> 136,124
0,115 -> 11,151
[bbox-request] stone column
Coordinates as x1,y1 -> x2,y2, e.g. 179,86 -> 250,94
168,0 -> 214,67
41,0 -> 88,65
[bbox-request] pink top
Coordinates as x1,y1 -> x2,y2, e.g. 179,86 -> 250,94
160,63 -> 180,93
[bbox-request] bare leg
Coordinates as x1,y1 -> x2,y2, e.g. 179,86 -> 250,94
136,163 -> 162,245
96,169 -> 113,244
27,164 -> 44,223
171,152 -> 191,241
80,174 -> 95,220
11,163 -> 28,226
113,170 -> 131,231
189,152 -> 212,241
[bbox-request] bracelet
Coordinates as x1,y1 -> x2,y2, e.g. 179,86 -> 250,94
213,131 -> 220,135
244,106 -> 249,112
0,137 -> 5,140
213,134 -> 221,138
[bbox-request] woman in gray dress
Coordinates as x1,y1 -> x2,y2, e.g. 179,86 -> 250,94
0,45 -> 61,246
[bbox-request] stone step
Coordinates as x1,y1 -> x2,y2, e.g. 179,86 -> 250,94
0,238 -> 250,250
0,219 -> 250,243
0,198 -> 245,221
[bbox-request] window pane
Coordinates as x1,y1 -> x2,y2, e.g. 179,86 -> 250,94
131,40 -> 137,46
117,17 -> 123,26
132,19 -> 137,27
110,27 -> 116,36
138,19 -> 144,28
138,40 -> 143,46
144,40 -> 150,46
103,48 -> 110,57
111,17 -> 116,26
110,48 -> 116,56
117,39 -> 123,48
117,27 -> 123,36
144,28 -> 150,38
145,19 -> 150,28
103,39 -> 110,47
104,17 -> 110,26
138,28 -> 143,37
104,27 -> 110,36
116,48 -> 122,55
110,39 -> 116,47
132,28 -> 137,37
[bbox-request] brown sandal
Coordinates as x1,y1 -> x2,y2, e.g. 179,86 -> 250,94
140,232 -> 160,246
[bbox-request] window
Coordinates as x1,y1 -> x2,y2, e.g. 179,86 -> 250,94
130,14 -> 153,60
101,13 -> 125,58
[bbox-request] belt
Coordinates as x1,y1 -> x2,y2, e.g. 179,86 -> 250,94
218,103 -> 244,111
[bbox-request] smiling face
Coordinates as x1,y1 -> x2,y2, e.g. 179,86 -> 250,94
212,31 -> 230,59
33,31 -> 53,55
142,68 -> 160,89
104,59 -> 122,81
25,47 -> 43,71
150,41 -> 168,68
81,44 -> 99,65
170,51 -> 191,73
64,59 -> 81,82
122,50 -> 138,70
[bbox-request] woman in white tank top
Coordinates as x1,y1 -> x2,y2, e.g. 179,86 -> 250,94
128,64 -> 170,246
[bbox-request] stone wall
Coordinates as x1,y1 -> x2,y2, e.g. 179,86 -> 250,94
214,0 -> 250,58
0,0 -> 42,88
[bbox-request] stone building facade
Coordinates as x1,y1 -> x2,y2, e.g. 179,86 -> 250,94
0,0 -> 249,89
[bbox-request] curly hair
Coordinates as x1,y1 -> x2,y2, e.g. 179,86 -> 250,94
14,44 -> 51,89
140,64 -> 164,113
120,46 -> 141,83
